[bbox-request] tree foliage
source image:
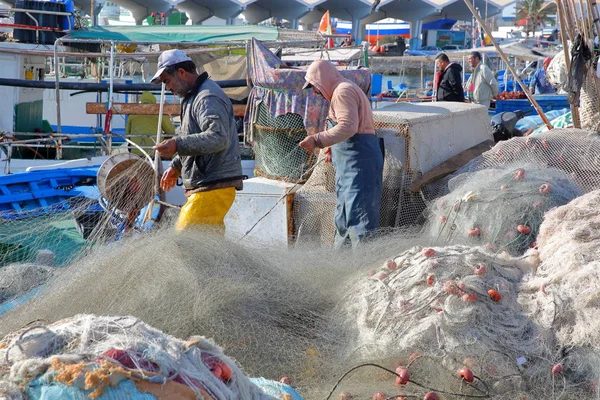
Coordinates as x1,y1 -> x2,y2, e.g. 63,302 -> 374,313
515,0 -> 554,36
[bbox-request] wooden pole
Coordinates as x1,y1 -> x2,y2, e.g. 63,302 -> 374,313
558,0 -> 582,127
461,0 -> 553,129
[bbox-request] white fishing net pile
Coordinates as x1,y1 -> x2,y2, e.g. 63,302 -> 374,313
526,189 -> 600,350
425,164 -> 581,254
327,244 -> 558,398
0,314 -> 274,400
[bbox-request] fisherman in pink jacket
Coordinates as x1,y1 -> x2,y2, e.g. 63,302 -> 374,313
299,60 -> 384,248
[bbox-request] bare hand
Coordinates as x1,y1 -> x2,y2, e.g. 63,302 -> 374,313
323,147 -> 332,163
299,135 -> 317,154
160,167 -> 180,192
153,138 -> 177,158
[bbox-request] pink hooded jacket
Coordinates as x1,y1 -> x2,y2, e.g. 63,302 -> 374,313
304,60 -> 375,148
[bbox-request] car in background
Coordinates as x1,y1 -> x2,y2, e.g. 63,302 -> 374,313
441,44 -> 466,51
405,45 -> 442,56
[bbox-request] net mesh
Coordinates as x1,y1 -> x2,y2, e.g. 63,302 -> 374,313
251,102 -> 316,182
0,154 -> 162,310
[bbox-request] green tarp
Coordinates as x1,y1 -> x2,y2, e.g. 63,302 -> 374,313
67,25 -> 281,44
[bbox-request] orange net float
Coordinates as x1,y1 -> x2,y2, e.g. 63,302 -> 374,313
488,289 -> 502,302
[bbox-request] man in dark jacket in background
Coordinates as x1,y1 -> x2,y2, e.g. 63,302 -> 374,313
435,53 -> 465,102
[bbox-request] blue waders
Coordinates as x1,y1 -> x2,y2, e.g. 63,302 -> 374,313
331,133 -> 384,248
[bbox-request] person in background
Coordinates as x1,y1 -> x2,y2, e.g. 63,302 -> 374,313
434,53 -> 465,102
529,57 -> 556,94
298,60 -> 384,249
151,49 -> 243,232
395,35 -> 406,56
465,51 -> 499,108
340,34 -> 353,47
125,91 -> 175,157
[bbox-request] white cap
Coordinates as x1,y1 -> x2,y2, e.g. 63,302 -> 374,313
150,49 -> 192,84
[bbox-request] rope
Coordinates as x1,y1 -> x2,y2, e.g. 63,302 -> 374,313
323,362 -> 490,400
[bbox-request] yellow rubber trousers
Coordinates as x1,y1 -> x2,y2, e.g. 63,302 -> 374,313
175,187 -> 236,233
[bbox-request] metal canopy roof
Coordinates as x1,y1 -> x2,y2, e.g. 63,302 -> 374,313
176,0 -> 250,24
242,0 -> 312,24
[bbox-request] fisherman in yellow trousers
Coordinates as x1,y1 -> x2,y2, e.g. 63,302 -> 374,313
151,49 -> 244,232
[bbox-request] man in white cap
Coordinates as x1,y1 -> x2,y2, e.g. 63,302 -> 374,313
151,49 -> 243,232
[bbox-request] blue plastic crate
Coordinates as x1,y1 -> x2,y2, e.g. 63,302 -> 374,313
494,95 -> 568,114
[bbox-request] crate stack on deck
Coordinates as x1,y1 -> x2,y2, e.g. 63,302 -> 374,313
13,0 -> 74,44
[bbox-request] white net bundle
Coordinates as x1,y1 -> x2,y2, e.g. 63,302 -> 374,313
425,164 -> 581,254
526,189 -> 600,350
0,314 -> 276,399
324,244 -> 575,399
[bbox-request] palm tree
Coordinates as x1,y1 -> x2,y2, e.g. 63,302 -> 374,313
515,0 -> 554,36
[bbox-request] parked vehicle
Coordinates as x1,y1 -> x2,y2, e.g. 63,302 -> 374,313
441,44 -> 465,51
405,46 -> 442,56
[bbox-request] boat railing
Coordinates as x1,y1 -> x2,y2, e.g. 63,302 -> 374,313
0,131 -> 167,155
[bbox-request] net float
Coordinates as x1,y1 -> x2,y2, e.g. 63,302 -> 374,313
423,248 -> 436,257
444,280 -> 459,294
386,260 -> 398,271
467,227 -> 481,236
463,293 -> 477,303
552,363 -> 563,375
488,289 -> 502,302
458,367 -> 474,383
395,367 -> 411,385
474,263 -> 487,275
514,169 -> 525,180
427,274 -> 435,286
423,392 -> 440,400
517,225 -> 531,235
539,183 -> 551,194
280,376 -> 291,385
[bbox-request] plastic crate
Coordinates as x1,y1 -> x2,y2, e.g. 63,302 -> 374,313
494,94 -> 568,114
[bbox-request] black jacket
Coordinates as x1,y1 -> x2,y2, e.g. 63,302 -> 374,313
436,63 -> 465,102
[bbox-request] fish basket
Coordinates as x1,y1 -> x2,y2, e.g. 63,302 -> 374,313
252,103 -> 315,182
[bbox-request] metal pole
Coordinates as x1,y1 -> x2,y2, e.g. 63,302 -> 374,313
142,82 -> 166,226
53,37 -> 63,160
107,40 -> 114,154
462,0 -> 553,129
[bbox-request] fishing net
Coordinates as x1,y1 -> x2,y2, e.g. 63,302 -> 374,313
425,164 -> 581,255
0,314 -> 278,399
251,102 -> 315,182
293,102 -> 492,246
0,153 -> 164,310
527,189 -> 600,350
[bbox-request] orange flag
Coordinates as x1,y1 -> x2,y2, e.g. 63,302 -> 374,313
318,10 -> 335,48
